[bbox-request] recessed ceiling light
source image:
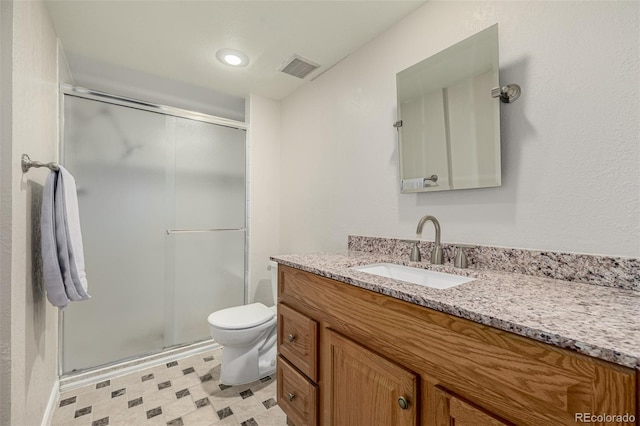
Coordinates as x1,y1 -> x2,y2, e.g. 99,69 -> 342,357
216,48 -> 249,67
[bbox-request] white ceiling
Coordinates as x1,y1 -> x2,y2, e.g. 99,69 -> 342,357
45,1 -> 426,102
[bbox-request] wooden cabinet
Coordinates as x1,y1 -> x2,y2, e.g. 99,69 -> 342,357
276,264 -> 638,426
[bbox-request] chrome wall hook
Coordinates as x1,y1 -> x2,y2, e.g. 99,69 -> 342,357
491,84 -> 521,103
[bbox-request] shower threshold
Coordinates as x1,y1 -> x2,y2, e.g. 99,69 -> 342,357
59,339 -> 220,393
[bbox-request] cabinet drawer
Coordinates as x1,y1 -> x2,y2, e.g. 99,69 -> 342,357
278,303 -> 318,381
277,356 -> 317,426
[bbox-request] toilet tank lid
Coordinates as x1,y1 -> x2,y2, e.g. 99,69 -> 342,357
208,303 -> 275,330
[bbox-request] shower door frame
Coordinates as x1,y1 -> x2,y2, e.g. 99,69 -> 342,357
58,84 -> 249,377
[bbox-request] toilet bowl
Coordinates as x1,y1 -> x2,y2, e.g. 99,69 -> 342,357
207,261 -> 278,385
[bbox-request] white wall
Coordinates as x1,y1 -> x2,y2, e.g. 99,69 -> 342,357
0,0 -> 62,424
280,1 -> 640,258
0,1 -> 14,423
248,95 -> 281,305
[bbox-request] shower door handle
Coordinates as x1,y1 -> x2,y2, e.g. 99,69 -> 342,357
166,228 -> 245,235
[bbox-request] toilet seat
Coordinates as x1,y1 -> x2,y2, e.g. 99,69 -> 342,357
207,302 -> 275,330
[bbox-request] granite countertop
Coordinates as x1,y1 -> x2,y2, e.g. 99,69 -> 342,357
271,250 -> 640,369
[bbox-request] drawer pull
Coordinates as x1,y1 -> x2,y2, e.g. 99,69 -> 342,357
288,392 -> 296,401
287,334 -> 296,342
398,396 -> 408,410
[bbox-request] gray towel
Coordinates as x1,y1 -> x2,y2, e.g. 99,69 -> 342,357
54,171 -> 83,301
60,167 -> 89,297
41,172 -> 70,308
41,168 -> 91,309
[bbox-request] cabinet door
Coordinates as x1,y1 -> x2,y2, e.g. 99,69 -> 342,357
433,386 -> 511,426
326,330 -> 418,426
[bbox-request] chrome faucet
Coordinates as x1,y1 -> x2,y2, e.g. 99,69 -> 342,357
411,215 -> 443,264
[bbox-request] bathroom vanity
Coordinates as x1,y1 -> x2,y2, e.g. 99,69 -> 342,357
273,252 -> 639,426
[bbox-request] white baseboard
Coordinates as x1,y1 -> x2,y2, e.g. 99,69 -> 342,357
41,379 -> 59,426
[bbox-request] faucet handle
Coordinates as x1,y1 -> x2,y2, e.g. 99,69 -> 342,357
409,241 -> 421,262
454,245 -> 471,268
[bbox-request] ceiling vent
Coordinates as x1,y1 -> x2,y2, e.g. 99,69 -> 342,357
278,54 -> 320,79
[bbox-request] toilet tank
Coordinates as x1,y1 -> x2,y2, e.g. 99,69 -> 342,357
268,260 -> 278,305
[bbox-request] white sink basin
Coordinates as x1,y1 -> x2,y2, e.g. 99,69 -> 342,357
352,263 -> 474,289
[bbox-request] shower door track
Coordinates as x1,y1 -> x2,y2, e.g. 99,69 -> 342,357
61,84 -> 247,130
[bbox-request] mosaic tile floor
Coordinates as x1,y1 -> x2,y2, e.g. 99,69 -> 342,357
51,348 -> 286,426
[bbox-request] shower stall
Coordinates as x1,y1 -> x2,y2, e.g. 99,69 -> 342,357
60,87 -> 247,374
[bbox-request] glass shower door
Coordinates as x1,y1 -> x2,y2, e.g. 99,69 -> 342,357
62,95 -> 246,374
166,117 -> 246,346
62,97 -> 168,372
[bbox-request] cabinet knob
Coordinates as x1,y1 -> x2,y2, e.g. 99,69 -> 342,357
288,393 -> 295,401
287,334 -> 296,342
397,396 -> 408,410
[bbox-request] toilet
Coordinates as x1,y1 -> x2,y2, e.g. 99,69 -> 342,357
207,261 -> 278,385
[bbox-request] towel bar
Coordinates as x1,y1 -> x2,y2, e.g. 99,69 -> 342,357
21,154 -> 59,173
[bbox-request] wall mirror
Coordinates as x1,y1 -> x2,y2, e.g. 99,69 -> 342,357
397,24 -> 501,193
